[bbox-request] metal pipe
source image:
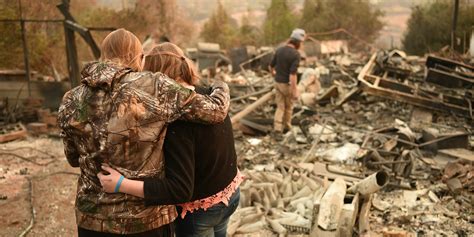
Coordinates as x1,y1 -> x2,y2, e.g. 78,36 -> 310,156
18,0 -> 31,96
324,164 -> 364,179
451,0 -> 460,51
58,1 -> 80,87
303,119 -> 329,162
368,160 -> 411,165
347,171 -> 389,196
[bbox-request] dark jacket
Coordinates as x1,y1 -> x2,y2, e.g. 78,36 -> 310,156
143,88 -> 238,206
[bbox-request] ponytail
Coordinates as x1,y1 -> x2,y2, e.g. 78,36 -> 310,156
144,43 -> 200,85
180,58 -> 199,85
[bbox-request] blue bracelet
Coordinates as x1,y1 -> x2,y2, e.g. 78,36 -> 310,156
114,175 -> 124,193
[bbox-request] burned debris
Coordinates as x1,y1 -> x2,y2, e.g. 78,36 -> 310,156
1,46 -> 473,236
0,14 -> 473,237
425,55 -> 474,89
225,48 -> 473,236
359,52 -> 473,118
0,0 -> 473,236
0,0 -> 108,141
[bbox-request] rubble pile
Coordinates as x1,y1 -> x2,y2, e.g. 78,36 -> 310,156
0,48 -> 472,236
359,52 -> 473,118
229,162 -> 322,236
0,98 -> 59,142
229,50 -> 473,236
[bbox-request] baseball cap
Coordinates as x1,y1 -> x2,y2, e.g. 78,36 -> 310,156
290,28 -> 306,42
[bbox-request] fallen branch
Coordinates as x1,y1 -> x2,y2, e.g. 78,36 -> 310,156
18,178 -> 35,237
231,91 -> 275,125
0,152 -> 57,166
18,172 -> 80,236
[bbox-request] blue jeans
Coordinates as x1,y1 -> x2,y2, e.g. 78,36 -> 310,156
175,188 -> 240,237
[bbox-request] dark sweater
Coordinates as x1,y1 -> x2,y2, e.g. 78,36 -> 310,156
143,89 -> 237,205
270,45 -> 300,83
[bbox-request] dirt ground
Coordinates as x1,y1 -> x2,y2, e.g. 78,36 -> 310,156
1,135 -> 472,236
0,138 -> 78,237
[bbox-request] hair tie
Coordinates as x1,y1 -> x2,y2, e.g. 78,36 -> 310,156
181,56 -> 185,61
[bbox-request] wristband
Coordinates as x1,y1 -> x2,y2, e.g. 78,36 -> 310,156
114,175 -> 124,193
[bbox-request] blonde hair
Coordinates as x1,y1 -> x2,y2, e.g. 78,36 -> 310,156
100,28 -> 143,71
143,42 -> 199,85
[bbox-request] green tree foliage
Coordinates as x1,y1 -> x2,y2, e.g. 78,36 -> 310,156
0,0 -> 74,77
237,10 -> 261,46
75,0 -> 195,59
200,0 -> 237,49
403,1 -> 474,55
132,0 -> 195,45
262,0 -> 296,45
0,0 -> 193,76
0,1 -> 23,69
299,0 -> 383,43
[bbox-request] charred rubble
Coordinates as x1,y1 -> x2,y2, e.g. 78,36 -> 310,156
1,48 -> 473,236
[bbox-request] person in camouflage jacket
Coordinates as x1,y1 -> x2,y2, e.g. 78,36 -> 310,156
57,29 -> 230,235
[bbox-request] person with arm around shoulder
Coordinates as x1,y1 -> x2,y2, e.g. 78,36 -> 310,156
98,42 -> 242,237
58,29 -> 230,237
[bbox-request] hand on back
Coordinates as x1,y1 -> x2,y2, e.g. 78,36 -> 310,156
97,164 -> 122,193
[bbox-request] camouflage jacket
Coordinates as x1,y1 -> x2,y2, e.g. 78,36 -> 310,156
57,61 -> 229,234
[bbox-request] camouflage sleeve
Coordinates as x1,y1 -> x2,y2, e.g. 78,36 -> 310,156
179,80 -> 230,124
153,73 -> 230,124
57,90 -> 80,167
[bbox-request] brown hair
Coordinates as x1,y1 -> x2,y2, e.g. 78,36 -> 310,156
100,28 -> 143,71
143,42 -> 199,85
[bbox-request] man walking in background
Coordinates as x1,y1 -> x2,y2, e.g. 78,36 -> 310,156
270,28 -> 306,134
